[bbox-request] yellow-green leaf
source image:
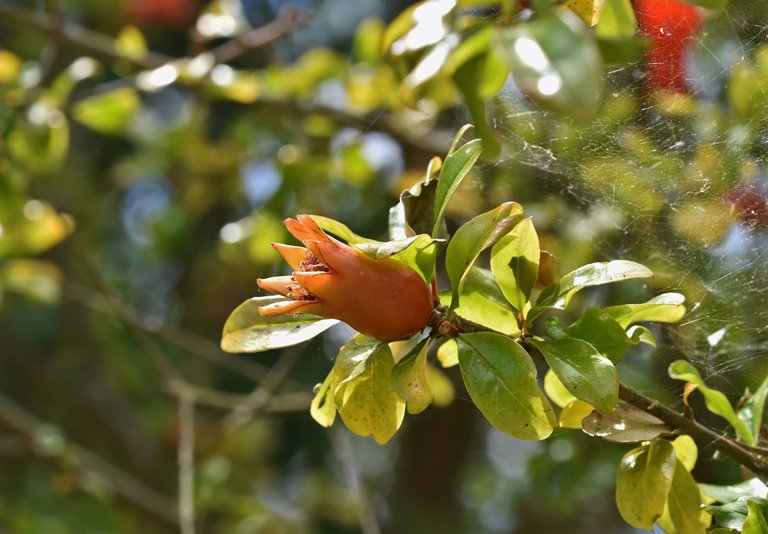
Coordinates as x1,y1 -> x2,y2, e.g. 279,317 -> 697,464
310,370 -> 336,428
657,461 -> 708,534
72,87 -> 141,136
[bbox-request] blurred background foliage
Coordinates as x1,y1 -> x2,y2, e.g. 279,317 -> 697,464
1,0 -> 768,532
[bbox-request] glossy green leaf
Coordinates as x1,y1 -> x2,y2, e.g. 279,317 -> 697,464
738,372 -> 768,446
311,215 -> 373,245
458,332 -> 555,440
332,336 -> 405,444
657,461 -> 708,534
447,267 -> 521,336
310,370 -> 336,428
595,0 -> 636,39
561,307 -> 640,364
668,360 -> 754,445
700,479 -> 768,505
582,403 -> 673,443
670,435 -> 697,472
433,137 -> 483,236
743,499 -> 768,534
534,260 -> 653,313
491,218 -> 539,314
391,338 -> 433,413
603,292 -> 686,328
706,499 -> 768,531
499,10 -> 603,122
72,87 -> 141,136
446,202 -> 524,308
221,296 -> 338,353
529,337 -> 618,413
615,438 -> 677,530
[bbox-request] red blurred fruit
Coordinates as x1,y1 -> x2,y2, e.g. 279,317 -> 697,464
724,185 -> 768,228
126,0 -> 198,28
634,0 -> 703,93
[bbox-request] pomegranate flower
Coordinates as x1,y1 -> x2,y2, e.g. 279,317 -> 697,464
257,215 -> 434,341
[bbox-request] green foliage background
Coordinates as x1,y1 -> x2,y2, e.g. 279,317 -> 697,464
1,0 -> 767,532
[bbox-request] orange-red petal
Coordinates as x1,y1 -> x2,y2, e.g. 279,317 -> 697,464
257,299 -> 313,316
284,216 -> 326,244
292,270 -> 336,298
271,243 -> 308,270
256,276 -> 294,296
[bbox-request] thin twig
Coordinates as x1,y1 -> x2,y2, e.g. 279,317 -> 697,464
0,1 -> 172,70
0,389 -> 178,526
211,9 -> 302,64
329,427 -> 381,534
618,384 -> 768,477
177,393 -> 197,534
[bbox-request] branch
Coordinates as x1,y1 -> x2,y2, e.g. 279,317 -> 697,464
177,394 -> 197,534
618,384 -> 768,477
0,1 -> 172,70
0,388 -> 178,526
210,9 -> 302,64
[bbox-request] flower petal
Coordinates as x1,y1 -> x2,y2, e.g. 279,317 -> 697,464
284,216 -> 327,244
272,243 -> 308,270
257,276 -> 294,296
257,299 -> 313,316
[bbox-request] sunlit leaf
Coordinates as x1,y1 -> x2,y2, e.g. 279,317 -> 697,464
310,370 -> 336,428
534,260 -> 653,314
356,234 -> 437,284
427,364 -> 455,407
491,218 -> 539,314
738,372 -> 768,445
529,337 -> 618,413
706,498 -> 768,531
446,202 -> 524,308
221,296 -> 338,353
560,308 -> 640,364
615,438 -> 676,530
544,368 -> 577,408
391,338 -> 433,412
115,26 -> 148,60
670,434 -> 697,472
446,267 -> 521,336
0,49 -> 22,83
559,399 -> 594,429
603,292 -> 686,328
700,479 -> 768,505
668,360 -> 754,445
657,461 -> 708,534
437,338 -> 459,368
563,0 -> 606,26
743,499 -> 768,534
499,10 -> 604,122
1,259 -> 61,304
72,87 -> 141,136
332,336 -> 405,444
582,403 -> 673,443
595,0 -> 636,38
458,332 -> 555,440
433,136 -> 483,236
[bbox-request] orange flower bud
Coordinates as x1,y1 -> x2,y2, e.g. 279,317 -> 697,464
257,215 -> 434,341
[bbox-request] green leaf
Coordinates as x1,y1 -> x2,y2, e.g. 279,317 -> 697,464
332,335 -> 405,444
603,292 -> 686,328
657,461 -> 708,534
499,10 -> 604,123
582,403 -> 673,443
706,499 -> 768,531
445,267 -> 521,336
529,337 -> 618,413
562,307 -> 640,364
458,332 -> 555,440
221,296 -> 338,353
738,372 -> 768,446
744,499 -> 768,534
668,360 -> 755,445
543,368 -> 577,408
595,0 -> 636,39
396,163 -> 441,237
615,438 -> 677,530
391,338 -> 433,413
454,54 -> 503,157
356,234 -> 437,284
670,435 -> 698,472
433,137 -> 483,236
72,87 -> 141,136
700,479 -> 768,505
310,370 -> 336,428
563,0 -> 606,26
115,25 -> 148,60
446,202 -> 525,308
534,260 -> 653,313
491,218 -> 540,315
437,338 -> 459,368
311,215 -> 373,245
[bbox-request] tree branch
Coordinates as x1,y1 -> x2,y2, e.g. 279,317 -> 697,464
177,394 -> 197,534
619,384 -> 768,477
210,9 -> 302,64
0,388 -> 178,526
